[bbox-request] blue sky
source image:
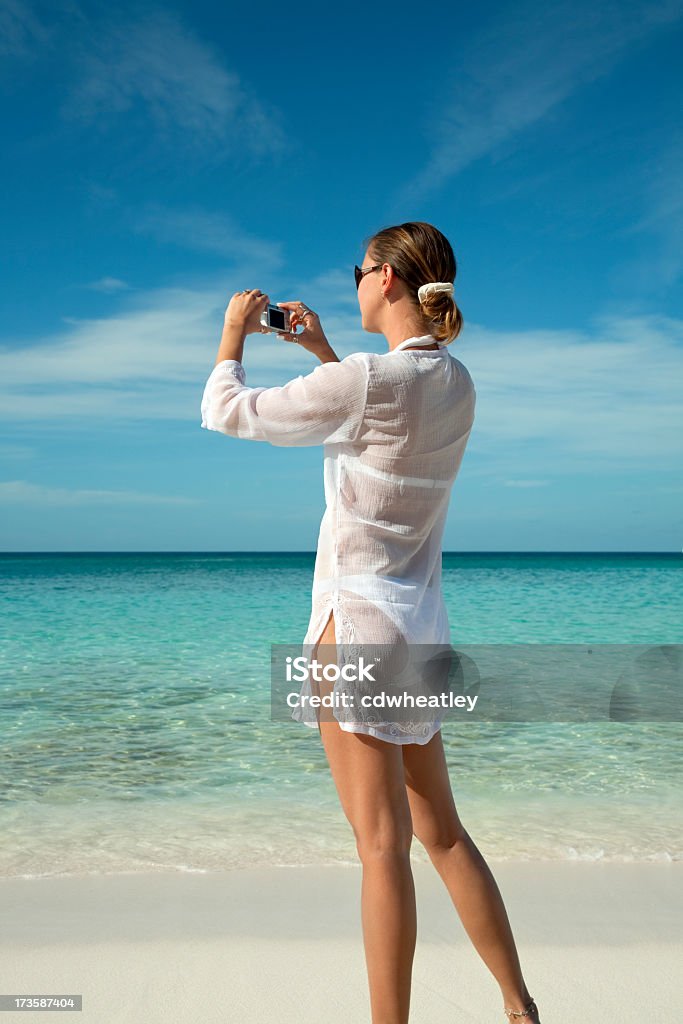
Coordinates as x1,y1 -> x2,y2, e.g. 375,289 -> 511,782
1,0 -> 681,552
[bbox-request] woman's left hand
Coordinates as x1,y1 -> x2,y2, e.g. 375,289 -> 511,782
224,289 -> 271,335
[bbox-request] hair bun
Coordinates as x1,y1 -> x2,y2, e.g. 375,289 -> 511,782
364,222 -> 463,344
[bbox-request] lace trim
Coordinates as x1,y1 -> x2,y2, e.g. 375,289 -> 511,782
297,596 -> 445,743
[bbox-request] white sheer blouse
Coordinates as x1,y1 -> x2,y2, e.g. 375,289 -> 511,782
200,334 -> 476,744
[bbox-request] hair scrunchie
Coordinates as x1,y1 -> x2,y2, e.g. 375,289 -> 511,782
417,282 -> 454,304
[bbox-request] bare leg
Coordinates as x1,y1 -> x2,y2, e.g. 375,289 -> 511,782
316,610 -> 416,1024
402,731 -> 541,1022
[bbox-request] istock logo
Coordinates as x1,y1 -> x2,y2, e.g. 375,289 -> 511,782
272,643 -> 683,725
285,655 -> 377,683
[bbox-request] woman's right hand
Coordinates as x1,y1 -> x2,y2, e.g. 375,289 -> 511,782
275,300 -> 330,356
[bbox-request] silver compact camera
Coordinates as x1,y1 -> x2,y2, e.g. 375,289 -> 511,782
260,303 -> 292,335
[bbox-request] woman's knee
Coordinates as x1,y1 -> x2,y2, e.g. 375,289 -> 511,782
408,795 -> 467,854
353,815 -> 414,863
402,735 -> 467,854
416,820 -> 468,859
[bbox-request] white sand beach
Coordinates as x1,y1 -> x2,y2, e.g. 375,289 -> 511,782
1,860 -> 681,1023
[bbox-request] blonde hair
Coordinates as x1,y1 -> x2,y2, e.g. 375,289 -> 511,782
362,221 -> 463,344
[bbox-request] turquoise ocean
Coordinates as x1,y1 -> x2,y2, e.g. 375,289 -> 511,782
0,552 -> 681,878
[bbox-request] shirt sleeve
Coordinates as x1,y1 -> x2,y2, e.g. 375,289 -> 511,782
200,355 -> 369,447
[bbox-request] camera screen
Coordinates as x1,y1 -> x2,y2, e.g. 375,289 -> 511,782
269,307 -> 286,330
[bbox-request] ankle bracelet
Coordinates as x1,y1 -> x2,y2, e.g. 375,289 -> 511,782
504,996 -> 537,1019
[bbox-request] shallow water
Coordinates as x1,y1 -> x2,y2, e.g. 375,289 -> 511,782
1,552 -> 681,877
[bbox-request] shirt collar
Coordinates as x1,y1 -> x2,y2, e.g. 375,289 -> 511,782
390,335 -> 447,354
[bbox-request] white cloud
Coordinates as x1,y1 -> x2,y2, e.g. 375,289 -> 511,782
57,8 -> 285,159
460,311 -> 683,473
0,262 -> 318,398
131,204 -> 285,264
0,479 -> 201,505
0,0 -> 52,58
0,442 -> 36,459
87,277 -> 130,293
0,270 -> 681,475
611,134 -> 683,294
394,0 -> 683,206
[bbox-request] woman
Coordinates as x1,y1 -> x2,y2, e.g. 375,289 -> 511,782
200,221 -> 541,1024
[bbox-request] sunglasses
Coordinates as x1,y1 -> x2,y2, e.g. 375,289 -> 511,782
354,264 -> 383,290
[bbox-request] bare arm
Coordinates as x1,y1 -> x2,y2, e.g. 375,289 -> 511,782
214,321 -> 246,366
214,296 -> 342,368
